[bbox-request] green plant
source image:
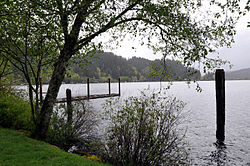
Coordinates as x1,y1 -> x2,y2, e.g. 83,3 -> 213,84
0,88 -> 33,131
46,101 -> 100,152
103,90 -> 189,166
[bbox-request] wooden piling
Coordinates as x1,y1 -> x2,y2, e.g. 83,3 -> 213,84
108,78 -> 111,95
66,89 -> 72,123
118,77 -> 121,96
87,78 -> 90,99
39,77 -> 43,103
215,69 -> 225,143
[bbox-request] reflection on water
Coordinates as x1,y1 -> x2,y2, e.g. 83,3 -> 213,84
209,142 -> 228,166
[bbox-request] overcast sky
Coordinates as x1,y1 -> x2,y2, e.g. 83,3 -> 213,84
217,13 -> 250,71
106,13 -> 250,72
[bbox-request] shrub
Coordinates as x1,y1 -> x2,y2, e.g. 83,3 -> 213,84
46,101 -> 101,152
103,90 -> 190,166
0,88 -> 33,131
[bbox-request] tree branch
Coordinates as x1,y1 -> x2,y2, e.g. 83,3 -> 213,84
75,1 -> 139,52
56,0 -> 69,39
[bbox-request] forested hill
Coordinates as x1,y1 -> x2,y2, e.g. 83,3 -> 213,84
64,52 -> 201,83
225,68 -> 250,80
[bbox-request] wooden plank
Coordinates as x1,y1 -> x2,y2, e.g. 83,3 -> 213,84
55,93 -> 120,103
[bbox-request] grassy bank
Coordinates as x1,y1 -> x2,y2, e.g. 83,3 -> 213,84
0,128 -> 109,166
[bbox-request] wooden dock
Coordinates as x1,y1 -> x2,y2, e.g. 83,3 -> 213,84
40,77 -> 121,103
56,93 -> 120,103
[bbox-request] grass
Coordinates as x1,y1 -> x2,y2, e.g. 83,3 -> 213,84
0,128 -> 109,166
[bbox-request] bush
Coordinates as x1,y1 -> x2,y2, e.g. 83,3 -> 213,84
0,87 -> 33,131
103,90 -> 190,166
46,101 -> 101,152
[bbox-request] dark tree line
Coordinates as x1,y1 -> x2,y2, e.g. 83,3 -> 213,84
64,52 -> 201,83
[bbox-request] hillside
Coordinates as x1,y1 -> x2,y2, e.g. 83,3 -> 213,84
225,68 -> 250,80
64,52 -> 201,83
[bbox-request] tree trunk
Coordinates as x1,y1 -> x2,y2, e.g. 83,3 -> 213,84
32,50 -> 72,140
31,4 -> 90,140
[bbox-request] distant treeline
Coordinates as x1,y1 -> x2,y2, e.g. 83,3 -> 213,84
201,68 -> 250,81
225,68 -> 250,80
14,51 -> 247,84
61,52 -> 201,83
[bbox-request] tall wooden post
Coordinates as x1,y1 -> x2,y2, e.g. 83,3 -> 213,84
108,78 -> 111,95
215,69 -> 225,143
118,77 -> 121,96
66,89 -> 72,123
39,77 -> 43,103
87,78 -> 90,99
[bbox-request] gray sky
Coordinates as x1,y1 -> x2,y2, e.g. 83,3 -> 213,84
107,13 -> 250,72
218,13 -> 250,71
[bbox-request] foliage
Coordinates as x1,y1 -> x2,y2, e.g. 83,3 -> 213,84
73,150 -> 103,163
0,57 -> 19,85
201,72 -> 215,81
0,87 -> 34,131
0,0 -> 61,126
103,90 -> 189,166
148,59 -> 201,82
85,154 -> 103,163
0,57 -> 11,81
0,0 -> 243,139
46,101 -> 100,152
120,76 -> 131,82
0,128 -> 109,166
247,1 -> 250,27
68,52 -> 201,83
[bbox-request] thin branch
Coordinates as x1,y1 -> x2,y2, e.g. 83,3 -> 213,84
0,46 -> 26,66
0,59 -> 9,77
87,0 -> 105,14
1,31 -> 27,58
75,1 -> 139,52
56,0 -> 69,38
29,0 -> 59,14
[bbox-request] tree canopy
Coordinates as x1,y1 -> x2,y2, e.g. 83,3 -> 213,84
0,0 -> 244,139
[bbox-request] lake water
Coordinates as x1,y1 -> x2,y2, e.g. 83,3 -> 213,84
40,80 -> 250,165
